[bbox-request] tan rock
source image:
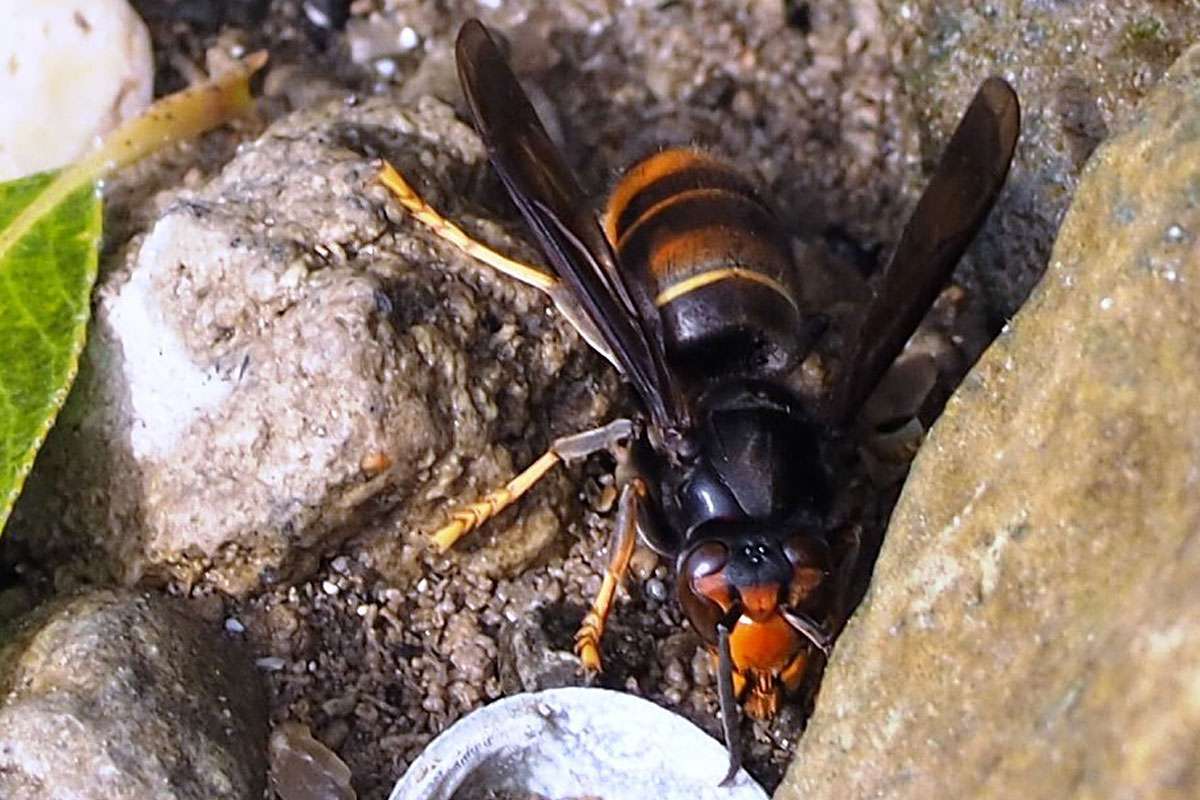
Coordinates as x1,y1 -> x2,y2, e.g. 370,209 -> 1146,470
778,44 -> 1200,800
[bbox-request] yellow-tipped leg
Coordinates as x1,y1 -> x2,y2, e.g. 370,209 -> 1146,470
430,420 -> 635,552
378,161 -> 558,292
377,161 -> 621,368
574,479 -> 644,673
431,449 -> 562,552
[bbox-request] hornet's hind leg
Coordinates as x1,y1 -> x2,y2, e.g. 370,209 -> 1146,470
379,162 -> 645,671
378,162 -> 617,366
379,161 -> 559,292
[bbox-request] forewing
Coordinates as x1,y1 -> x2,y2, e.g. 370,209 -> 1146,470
455,19 -> 686,433
829,77 -> 1020,425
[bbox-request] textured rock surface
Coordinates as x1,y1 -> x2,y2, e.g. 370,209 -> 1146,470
779,44 -> 1200,800
883,0 -> 1200,321
11,96 -> 605,593
269,721 -> 356,800
0,589 -> 268,799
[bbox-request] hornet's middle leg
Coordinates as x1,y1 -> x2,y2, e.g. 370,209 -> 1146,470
430,419 -> 634,552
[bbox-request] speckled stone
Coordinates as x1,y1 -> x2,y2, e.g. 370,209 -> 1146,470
882,0 -> 1200,322
0,589 -> 267,800
778,44 -> 1200,800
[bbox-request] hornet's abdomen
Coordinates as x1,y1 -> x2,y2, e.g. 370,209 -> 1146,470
601,149 -> 802,378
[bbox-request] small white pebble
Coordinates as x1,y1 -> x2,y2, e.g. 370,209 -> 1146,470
1166,223 -> 1187,242
1164,269 -> 1178,282
303,2 -> 332,28
224,617 -> 245,634
322,580 -> 340,596
398,26 -> 419,51
331,555 -> 350,574
1099,297 -> 1114,311
256,656 -> 287,671
356,604 -> 370,617
375,58 -> 397,77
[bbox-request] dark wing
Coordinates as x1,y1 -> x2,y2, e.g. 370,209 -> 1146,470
828,78 -> 1020,425
455,19 -> 688,435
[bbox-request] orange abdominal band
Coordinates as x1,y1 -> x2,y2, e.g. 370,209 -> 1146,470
602,148 -> 719,242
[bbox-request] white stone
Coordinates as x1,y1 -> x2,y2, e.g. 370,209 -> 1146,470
104,215 -> 236,462
0,0 -> 153,180
391,688 -> 770,800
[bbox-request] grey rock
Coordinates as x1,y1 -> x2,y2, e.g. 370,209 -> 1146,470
11,95 -> 606,594
883,0 -> 1200,320
269,721 -> 355,800
496,607 -> 583,695
0,589 -> 267,799
778,43 -> 1200,800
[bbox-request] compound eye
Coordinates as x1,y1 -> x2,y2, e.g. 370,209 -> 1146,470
684,540 -> 729,582
676,541 -> 731,647
783,534 -> 830,607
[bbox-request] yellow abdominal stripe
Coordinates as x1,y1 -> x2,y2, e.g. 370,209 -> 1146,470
654,267 -> 799,310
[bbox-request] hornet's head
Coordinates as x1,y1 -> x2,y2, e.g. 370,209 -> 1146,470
676,521 -> 833,719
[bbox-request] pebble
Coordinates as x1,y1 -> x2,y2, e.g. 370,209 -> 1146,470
629,547 -> 659,581
0,0 -> 153,180
269,722 -> 354,800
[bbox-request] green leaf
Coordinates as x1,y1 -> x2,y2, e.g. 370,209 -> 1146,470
0,51 -> 267,537
0,172 -> 101,532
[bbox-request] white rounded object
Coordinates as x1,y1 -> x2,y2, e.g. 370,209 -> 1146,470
391,688 -> 770,800
0,0 -> 154,180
